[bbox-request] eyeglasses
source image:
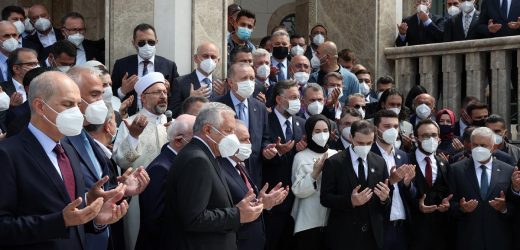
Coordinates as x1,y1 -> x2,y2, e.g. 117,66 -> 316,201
64,27 -> 85,33
354,105 -> 366,110
15,62 -> 40,67
137,40 -> 157,47
143,90 -> 167,96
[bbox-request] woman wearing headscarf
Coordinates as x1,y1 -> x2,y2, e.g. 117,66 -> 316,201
436,108 -> 463,157
291,114 -> 338,250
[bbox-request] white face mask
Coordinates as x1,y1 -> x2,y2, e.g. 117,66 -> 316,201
327,87 -> 343,101
138,44 -> 156,60
0,92 -> 10,111
313,34 -> 325,45
57,66 -> 71,73
360,83 -> 370,96
199,58 -> 216,75
310,56 -> 321,69
342,126 -> 351,141
377,91 -> 384,100
394,140 -> 402,149
286,99 -> 301,115
83,99 -> 108,125
494,133 -> 503,145
421,137 -> 438,154
207,126 -> 240,157
353,144 -> 372,159
388,107 -> 401,115
34,17 -> 51,32
1,37 -> 19,53
43,101 -> 85,136
236,80 -> 255,99
312,132 -> 330,147
417,4 -> 428,13
103,86 -> 113,100
461,1 -> 475,13
472,146 -> 492,162
24,18 -> 34,33
235,143 -> 252,161
447,5 -> 461,16
293,72 -> 310,84
307,101 -> 324,115
256,64 -> 270,79
416,104 -> 431,120
356,107 -> 366,119
290,45 -> 305,56
381,128 -> 398,145
13,20 -> 25,35
67,33 -> 84,47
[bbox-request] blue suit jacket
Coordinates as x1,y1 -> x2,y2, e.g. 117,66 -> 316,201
0,128 -> 90,249
478,0 -> 520,37
216,92 -> 269,187
136,144 -> 177,250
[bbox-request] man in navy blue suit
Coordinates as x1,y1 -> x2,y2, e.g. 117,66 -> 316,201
111,23 -> 179,116
22,4 -> 64,60
136,114 -> 195,250
216,62 -> 269,187
0,71 -> 127,249
478,0 -> 520,37
218,121 -> 289,250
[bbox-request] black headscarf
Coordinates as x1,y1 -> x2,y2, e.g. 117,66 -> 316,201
305,114 -> 331,153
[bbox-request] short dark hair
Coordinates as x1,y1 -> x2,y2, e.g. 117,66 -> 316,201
259,36 -> 271,49
1,5 -> 25,21
414,119 -> 440,138
274,80 -> 298,98
230,46 -> 252,64
181,96 -> 208,115
290,34 -> 304,40
376,75 -> 394,86
486,114 -> 506,128
338,49 -> 354,62
133,23 -> 156,40
310,24 -> 327,34
60,12 -> 85,27
462,126 -> 477,142
49,40 -> 77,58
8,48 -> 38,75
236,9 -> 256,24
373,109 -> 399,128
466,102 -> 488,117
354,70 -> 371,76
350,120 -> 375,137
227,3 -> 241,17
340,107 -> 362,119
23,67 -> 55,88
462,96 -> 479,108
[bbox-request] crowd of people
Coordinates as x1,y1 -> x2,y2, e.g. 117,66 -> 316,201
1,0 -> 520,250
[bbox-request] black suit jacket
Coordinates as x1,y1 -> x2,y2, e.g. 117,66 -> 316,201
136,144 -> 177,250
111,54 -> 179,116
160,138 -> 241,250
449,158 -> 514,250
168,70 -> 199,117
218,157 -> 265,250
0,79 -> 17,129
0,128 -> 89,249
444,11 -> 481,42
396,13 -> 445,46
320,149 -> 390,250
478,0 -> 520,37
216,92 -> 269,187
82,39 -> 105,64
22,28 -> 64,61
5,101 -> 30,137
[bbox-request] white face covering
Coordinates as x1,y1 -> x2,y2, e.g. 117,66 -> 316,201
67,33 -> 84,47
290,45 -> 305,56
207,126 -> 241,157
24,18 -> 34,33
0,92 -> 10,111
286,99 -> 301,115
312,132 -> 330,147
256,64 -> 270,79
313,34 -> 325,45
13,20 -> 25,35
342,126 -> 351,141
310,56 -> 321,69
34,17 -> 51,32
293,72 -> 310,84
353,144 -> 371,159
236,80 -> 255,99
447,5 -> 461,16
416,4 -> 428,13
381,128 -> 398,145
199,58 -> 216,75
103,86 -> 113,100
83,99 -> 109,125
360,83 -> 370,96
472,146 -> 492,162
416,104 -> 432,120
235,143 -> 252,161
42,101 -> 85,136
388,107 -> 401,115
421,137 -> 438,154
307,101 -> 324,115
461,1 -> 475,13
138,44 -> 156,60
1,37 -> 19,53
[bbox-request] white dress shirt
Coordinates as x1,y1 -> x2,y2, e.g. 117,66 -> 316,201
474,158 -> 492,187
12,78 -> 27,102
271,58 -> 288,80
195,69 -> 213,84
349,146 -> 368,179
274,107 -> 293,140
27,123 -> 62,178
377,142 -> 406,220
341,136 -> 350,149
76,43 -> 87,65
37,28 -> 57,48
415,149 -> 438,184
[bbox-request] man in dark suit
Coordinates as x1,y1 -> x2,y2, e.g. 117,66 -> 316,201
304,24 -> 327,63
261,79 -> 306,250
160,102 -> 263,250
252,48 -> 275,105
0,71 -> 127,249
449,126 -> 515,250
136,114 -> 195,250
396,0 -> 445,46
477,0 -> 520,37
59,12 -> 104,65
23,4 -> 64,60
330,107 -> 363,151
0,21 -> 19,83
42,40 -> 77,71
168,41 -> 223,117
111,23 -> 178,117
270,30 -> 291,83
444,0 -> 482,41
407,119 -> 453,250
321,119 -> 391,250
216,62 -> 269,187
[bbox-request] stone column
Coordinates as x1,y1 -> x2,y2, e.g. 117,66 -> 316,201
395,57 -> 417,97
442,54 -> 463,118
419,56 -> 440,99
465,52 -> 487,102
490,50 -> 512,128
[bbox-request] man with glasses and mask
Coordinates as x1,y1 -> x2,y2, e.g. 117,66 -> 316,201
111,23 -> 178,117
60,12 -> 104,65
346,93 -> 367,120
43,40 -> 77,71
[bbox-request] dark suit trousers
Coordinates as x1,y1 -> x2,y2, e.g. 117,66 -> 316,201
265,213 -> 295,250
383,221 -> 407,250
294,227 -> 326,250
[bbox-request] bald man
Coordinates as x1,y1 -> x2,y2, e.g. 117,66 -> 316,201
309,41 -> 360,103
23,4 -> 64,60
169,42 -> 226,116
136,114 -> 196,250
411,93 -> 436,125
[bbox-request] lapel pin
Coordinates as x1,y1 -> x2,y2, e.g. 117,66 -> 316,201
296,121 -> 300,126
253,108 -> 257,112
497,168 -> 501,172
371,168 -> 375,173
440,162 -> 444,166
396,155 -> 401,160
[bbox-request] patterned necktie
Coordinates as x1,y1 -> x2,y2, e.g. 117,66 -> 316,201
202,78 -> 212,97
463,14 -> 471,37
54,144 -> 76,201
480,165 -> 489,199
277,63 -> 286,81
425,157 -> 433,187
142,60 -> 150,76
285,120 -> 293,141
236,162 -> 252,190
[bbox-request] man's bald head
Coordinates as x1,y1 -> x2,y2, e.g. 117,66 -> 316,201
196,42 -> 220,55
320,41 -> 338,57
167,114 -> 196,150
28,4 -> 49,21
289,55 -> 311,74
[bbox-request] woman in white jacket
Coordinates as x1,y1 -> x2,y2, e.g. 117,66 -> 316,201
291,114 -> 337,250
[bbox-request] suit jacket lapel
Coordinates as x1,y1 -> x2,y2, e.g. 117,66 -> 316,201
292,116 -> 302,141
435,155 -> 449,185
222,160 -> 249,194
487,161 -> 503,199
66,134 -> 99,180
191,70 -> 201,90
248,98 -> 258,134
367,153 -> 377,188
464,159 -> 481,198
63,143 -> 85,201
269,112 -> 286,142
344,149 -> 360,188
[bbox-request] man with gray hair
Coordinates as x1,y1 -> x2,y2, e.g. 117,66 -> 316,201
137,114 -> 196,250
323,71 -> 345,120
449,126 -> 516,250
346,93 -> 367,119
161,102 -> 263,250
252,48 -> 272,104
270,30 -> 291,82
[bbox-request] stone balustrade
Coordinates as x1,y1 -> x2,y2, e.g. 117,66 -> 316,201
384,36 -> 520,138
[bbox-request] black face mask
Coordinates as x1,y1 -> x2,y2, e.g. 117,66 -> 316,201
439,124 -> 452,135
272,46 -> 289,60
472,119 -> 486,127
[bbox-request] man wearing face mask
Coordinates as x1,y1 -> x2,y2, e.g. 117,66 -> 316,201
365,76 -> 396,119
444,0 -> 481,41
60,12 -> 104,65
355,70 -> 377,103
112,23 -> 178,117
466,101 -> 489,127
161,102 -> 263,249
136,114 -> 196,250
252,48 -> 273,105
396,0 -> 445,46
23,4 -> 64,60
304,24 -> 327,64
1,5 -> 32,46
445,0 -> 462,19
169,42 -> 222,117
321,72 -> 344,120
453,96 -> 478,136
337,48 -> 356,71
346,93 -> 367,119
407,119 -> 453,250
0,21 -> 19,83
485,114 -> 520,164
289,55 -> 312,86
449,127 -> 515,250
227,9 -> 256,64
43,39 -> 77,70
411,93 -> 436,125
216,62 -> 269,187
330,107 -> 362,151
262,80 -> 305,250
290,34 -> 306,57
270,30 -> 291,83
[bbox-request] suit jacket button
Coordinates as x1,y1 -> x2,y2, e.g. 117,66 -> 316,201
361,224 -> 368,232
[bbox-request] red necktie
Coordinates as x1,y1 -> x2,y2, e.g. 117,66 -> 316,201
424,157 -> 433,187
54,144 -> 76,201
236,162 -> 252,190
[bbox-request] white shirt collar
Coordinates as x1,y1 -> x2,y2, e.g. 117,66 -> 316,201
349,145 -> 367,162
37,28 -> 55,38
12,78 -> 23,89
0,51 -> 7,62
195,69 -> 213,83
28,122 -> 59,156
274,107 -> 292,127
341,136 -> 350,149
138,54 -> 155,64
226,157 -> 238,167
193,135 -> 216,159
272,58 -> 287,68
230,91 -> 248,108
463,9 -> 476,18
376,141 -> 394,157
167,145 -> 178,155
93,138 -> 112,159
415,148 -> 434,163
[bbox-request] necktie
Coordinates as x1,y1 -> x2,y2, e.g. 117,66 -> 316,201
202,78 -> 212,96
285,120 -> 293,141
81,132 -> 103,178
237,162 -> 252,190
237,102 -> 248,127
425,157 -> 433,187
277,63 -> 286,81
500,0 -> 508,18
54,144 -> 76,201
142,60 -> 150,76
463,14 -> 471,37
358,158 -> 367,188
480,165 -> 489,199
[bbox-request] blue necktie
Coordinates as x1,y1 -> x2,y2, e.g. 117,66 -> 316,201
142,60 -> 150,76
285,120 -> 293,141
237,102 -> 248,128
203,78 -> 212,97
480,165 -> 489,200
277,63 -> 286,81
81,132 -> 103,178
500,0 -> 508,18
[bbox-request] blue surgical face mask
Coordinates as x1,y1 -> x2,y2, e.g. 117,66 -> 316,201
236,27 -> 252,41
